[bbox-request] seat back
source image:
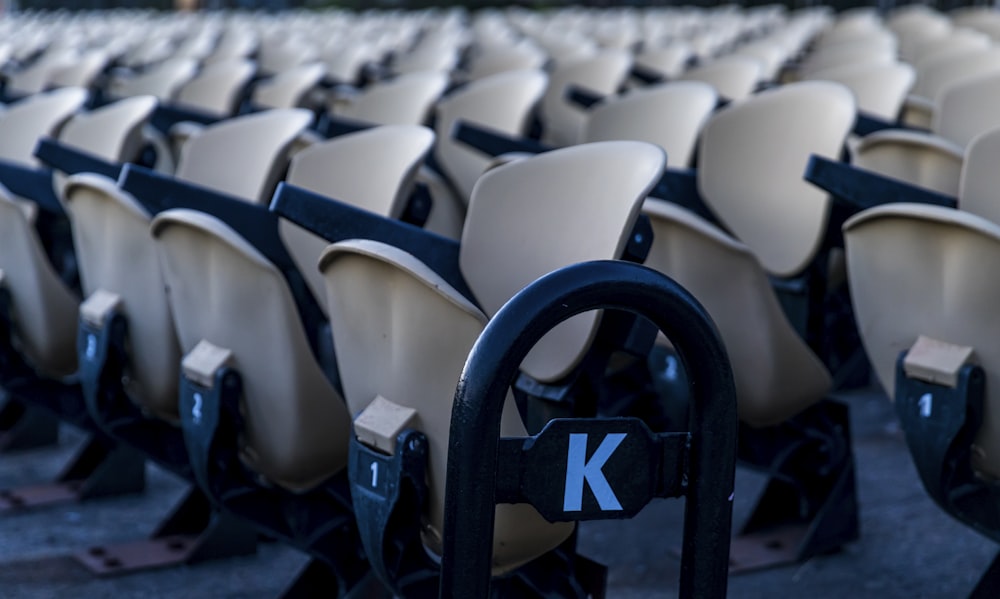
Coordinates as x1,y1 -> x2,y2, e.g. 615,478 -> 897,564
64,175 -> 180,419
585,81 -> 717,169
434,69 -> 548,202
59,95 -> 158,165
912,48 -> 1000,105
642,199 -> 831,427
698,81 -> 855,277
278,125 -> 435,313
464,43 -> 547,80
844,203 -> 1000,479
174,58 -> 256,117
634,43 -> 694,79
0,87 -> 88,166
957,126 -> 1000,226
110,58 -> 198,101
175,108 -> 313,204
935,73 -> 1000,149
152,209 -> 351,491
320,239 -> 574,574
336,71 -> 449,126
251,62 -> 325,110
679,54 -> 762,102
539,49 -> 632,147
47,50 -> 109,90
805,62 -> 915,121
461,141 -> 665,382
851,129 -> 964,197
0,190 -> 79,376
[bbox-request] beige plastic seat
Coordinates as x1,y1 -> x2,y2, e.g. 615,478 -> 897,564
6,47 -> 78,96
0,95 -> 159,380
844,203 -> 1000,479
0,87 -> 89,167
633,43 -> 693,79
934,73 -> 1000,149
434,69 -> 548,203
642,199 -> 831,427
539,49 -> 632,147
108,58 -> 199,101
64,174 -> 181,420
805,62 -> 915,121
798,43 -> 897,80
251,63 -> 326,111
851,130 -> 963,197
278,124 -> 435,314
173,108 -> 314,204
330,71 -> 449,127
697,81 -> 855,277
910,28 -> 992,66
173,58 -> 256,117
905,48 -> 1000,127
319,140 -> 664,573
47,50 -> 109,91
152,209 -> 351,491
679,54 -> 762,102
585,81 -> 717,169
463,43 -> 547,81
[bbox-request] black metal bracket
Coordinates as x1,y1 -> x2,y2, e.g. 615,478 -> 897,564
34,137 -> 123,181
77,311 -> 194,478
271,181 -> 475,303
893,352 -> 1000,543
349,430 -> 434,597
731,398 -> 860,572
804,154 -> 958,215
441,259 -> 737,598
0,394 -> 60,452
178,366 -> 369,595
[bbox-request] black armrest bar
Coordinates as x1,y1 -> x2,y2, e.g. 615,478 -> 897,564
650,168 -> 727,230
320,114 -> 377,139
271,182 -> 476,304
453,121 -> 552,158
0,160 -> 62,215
853,112 -> 900,137
804,154 -> 958,214
564,85 -> 604,109
34,137 -> 122,181
630,64 -> 666,85
149,103 -> 222,135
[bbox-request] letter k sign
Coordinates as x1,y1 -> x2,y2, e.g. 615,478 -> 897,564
563,433 -> 626,512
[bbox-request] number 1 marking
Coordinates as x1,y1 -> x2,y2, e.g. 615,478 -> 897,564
370,461 -> 378,488
919,393 -> 933,418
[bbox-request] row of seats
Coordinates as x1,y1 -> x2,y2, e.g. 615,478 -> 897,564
1,2 -> 999,596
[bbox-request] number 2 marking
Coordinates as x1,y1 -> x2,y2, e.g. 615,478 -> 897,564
370,461 -> 378,488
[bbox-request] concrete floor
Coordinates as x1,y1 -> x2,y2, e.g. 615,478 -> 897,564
0,385 -> 995,598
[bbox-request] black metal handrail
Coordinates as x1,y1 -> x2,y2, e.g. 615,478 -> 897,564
441,259 -> 738,598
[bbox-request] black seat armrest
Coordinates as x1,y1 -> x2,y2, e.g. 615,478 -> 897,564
564,84 -> 604,109
804,154 -> 958,214
149,103 -> 222,136
271,182 -> 476,304
0,160 -> 61,215
630,64 -> 666,85
453,120 -> 553,158
319,113 -> 376,138
852,112 -> 900,137
649,168 -> 727,230
34,137 -> 122,181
